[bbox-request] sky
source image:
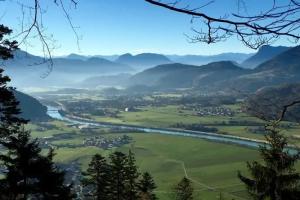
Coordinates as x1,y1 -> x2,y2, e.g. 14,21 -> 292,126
0,0 -> 296,56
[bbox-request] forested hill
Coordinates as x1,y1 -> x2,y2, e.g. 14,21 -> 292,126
14,91 -> 50,122
129,61 -> 248,89
242,45 -> 290,69
244,83 -> 300,122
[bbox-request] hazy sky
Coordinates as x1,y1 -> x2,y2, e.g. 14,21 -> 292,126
0,0 -> 295,56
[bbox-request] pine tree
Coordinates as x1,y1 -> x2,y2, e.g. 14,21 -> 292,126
0,25 -> 24,140
82,154 -> 110,200
138,172 -> 157,200
173,177 -> 194,200
125,150 -> 140,200
238,126 -> 300,200
34,148 -> 75,200
108,151 -> 128,200
0,128 -> 75,199
0,24 -> 74,199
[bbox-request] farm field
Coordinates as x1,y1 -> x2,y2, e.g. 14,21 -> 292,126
29,91 -> 300,199
89,105 -> 300,145
29,120 -> 300,199
27,121 -> 263,199
34,90 -> 300,146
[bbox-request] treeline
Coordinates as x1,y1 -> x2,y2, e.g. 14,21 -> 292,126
82,151 -> 157,200
172,123 -> 218,132
82,151 -> 195,200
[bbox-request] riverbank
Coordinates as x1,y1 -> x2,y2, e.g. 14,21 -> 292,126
47,106 -> 270,149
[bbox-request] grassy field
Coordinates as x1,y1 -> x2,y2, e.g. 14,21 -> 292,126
89,105 -> 300,145
27,116 -> 300,200
27,91 -> 300,199
29,120 -> 263,200
118,133 -> 260,200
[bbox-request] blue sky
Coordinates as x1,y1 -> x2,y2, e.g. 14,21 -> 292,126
0,0 -> 295,56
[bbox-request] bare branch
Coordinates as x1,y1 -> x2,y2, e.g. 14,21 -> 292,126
5,0 -> 80,76
145,0 -> 300,49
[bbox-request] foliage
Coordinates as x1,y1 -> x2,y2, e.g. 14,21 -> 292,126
138,172 -> 157,200
0,24 -> 74,199
238,125 -> 300,200
173,177 -> 194,200
82,151 -> 157,200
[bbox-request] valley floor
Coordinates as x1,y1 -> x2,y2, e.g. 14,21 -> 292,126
28,120 -> 300,200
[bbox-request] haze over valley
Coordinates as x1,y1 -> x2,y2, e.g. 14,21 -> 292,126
1,1 -> 300,199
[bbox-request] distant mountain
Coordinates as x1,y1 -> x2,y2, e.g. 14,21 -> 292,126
255,45 -> 300,72
3,50 -> 133,89
244,83 -> 300,122
65,53 -> 88,60
63,54 -> 119,61
80,73 -> 131,88
129,45 -> 300,92
129,61 -> 248,90
51,57 -> 133,74
167,53 -> 253,66
223,45 -> 300,91
14,91 -> 50,122
116,53 -> 172,70
95,55 -> 119,61
242,45 -> 290,69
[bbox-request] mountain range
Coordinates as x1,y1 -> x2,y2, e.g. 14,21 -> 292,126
242,45 -> 290,69
3,50 -> 133,89
229,45 -> 300,91
2,45 -> 298,92
115,53 -> 172,70
128,45 -> 300,92
129,61 -> 248,90
167,53 -> 253,66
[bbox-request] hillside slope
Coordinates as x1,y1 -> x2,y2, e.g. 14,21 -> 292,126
244,83 -> 300,122
14,91 -> 50,122
242,45 -> 290,69
129,61 -> 248,90
225,45 -> 300,91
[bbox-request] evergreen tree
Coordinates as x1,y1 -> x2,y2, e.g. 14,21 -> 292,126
0,129 -> 74,199
108,151 -> 128,200
238,126 -> 300,200
34,148 -> 75,200
0,24 -> 74,199
0,25 -> 24,140
173,177 -> 194,200
125,150 -> 140,200
82,154 -> 110,200
138,172 -> 157,200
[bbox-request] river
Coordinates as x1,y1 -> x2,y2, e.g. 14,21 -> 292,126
46,106 -> 275,149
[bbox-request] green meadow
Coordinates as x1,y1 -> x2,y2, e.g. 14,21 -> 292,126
29,121 -> 262,199
90,104 -> 300,145
28,116 -> 300,200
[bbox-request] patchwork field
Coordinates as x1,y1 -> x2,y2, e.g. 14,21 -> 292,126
29,121 -> 263,199
28,92 -> 300,199
89,105 -> 300,145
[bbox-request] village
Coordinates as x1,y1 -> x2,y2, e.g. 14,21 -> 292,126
181,105 -> 235,117
197,106 -> 235,117
82,135 -> 132,149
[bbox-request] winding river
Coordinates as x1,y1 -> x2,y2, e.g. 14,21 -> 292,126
46,106 -> 272,149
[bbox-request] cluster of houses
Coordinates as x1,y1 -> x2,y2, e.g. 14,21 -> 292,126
82,135 -> 132,149
196,107 -> 235,117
